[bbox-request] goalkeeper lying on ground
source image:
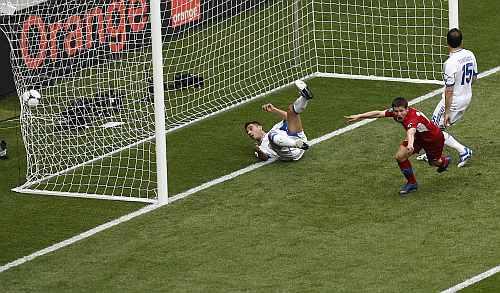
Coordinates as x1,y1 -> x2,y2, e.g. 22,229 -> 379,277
244,80 -> 313,161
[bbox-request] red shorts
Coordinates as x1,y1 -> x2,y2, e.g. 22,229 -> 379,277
402,133 -> 445,163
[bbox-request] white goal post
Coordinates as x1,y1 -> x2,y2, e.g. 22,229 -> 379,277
150,0 -> 168,203
0,0 -> 458,203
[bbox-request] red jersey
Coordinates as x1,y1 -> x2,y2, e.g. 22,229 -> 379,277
385,107 -> 442,144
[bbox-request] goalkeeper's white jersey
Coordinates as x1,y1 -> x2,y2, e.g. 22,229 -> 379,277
258,121 -> 307,161
441,48 -> 478,111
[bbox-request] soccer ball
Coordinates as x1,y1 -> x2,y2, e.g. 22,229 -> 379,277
22,89 -> 41,107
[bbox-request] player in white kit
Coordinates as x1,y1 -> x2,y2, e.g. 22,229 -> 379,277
417,28 -> 477,167
244,80 -> 313,161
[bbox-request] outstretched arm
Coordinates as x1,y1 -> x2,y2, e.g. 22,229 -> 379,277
345,110 -> 386,122
262,103 -> 287,120
405,128 -> 416,153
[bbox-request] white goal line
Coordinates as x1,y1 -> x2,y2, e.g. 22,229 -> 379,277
1,67 -> 499,287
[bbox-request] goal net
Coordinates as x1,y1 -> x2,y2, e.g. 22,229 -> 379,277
314,0 -> 449,83
0,0 -> 452,202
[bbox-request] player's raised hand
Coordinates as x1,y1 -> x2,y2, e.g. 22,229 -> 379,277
262,103 -> 276,112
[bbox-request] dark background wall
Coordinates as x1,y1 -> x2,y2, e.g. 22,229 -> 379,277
0,30 -> 16,98
0,0 -> 269,97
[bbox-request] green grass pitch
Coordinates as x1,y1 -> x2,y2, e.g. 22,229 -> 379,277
0,0 -> 499,291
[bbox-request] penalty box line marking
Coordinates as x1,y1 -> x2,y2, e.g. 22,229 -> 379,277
440,265 -> 500,293
1,66 -> 499,276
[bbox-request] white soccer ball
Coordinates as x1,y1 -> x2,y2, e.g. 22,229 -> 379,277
22,89 -> 41,107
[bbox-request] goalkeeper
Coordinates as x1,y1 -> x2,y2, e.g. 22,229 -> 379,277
244,80 -> 313,161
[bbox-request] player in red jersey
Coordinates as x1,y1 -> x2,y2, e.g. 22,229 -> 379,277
345,97 -> 451,195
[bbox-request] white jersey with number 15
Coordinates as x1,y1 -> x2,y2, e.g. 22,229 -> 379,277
442,48 -> 478,106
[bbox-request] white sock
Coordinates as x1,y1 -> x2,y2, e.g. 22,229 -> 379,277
269,131 -> 297,147
443,131 -> 466,154
292,95 -> 309,114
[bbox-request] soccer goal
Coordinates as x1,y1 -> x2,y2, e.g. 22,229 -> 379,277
0,0 -> 458,203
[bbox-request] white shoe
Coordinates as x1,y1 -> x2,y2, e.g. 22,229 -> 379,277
416,153 -> 428,162
294,80 -> 313,100
295,80 -> 307,90
457,147 -> 472,168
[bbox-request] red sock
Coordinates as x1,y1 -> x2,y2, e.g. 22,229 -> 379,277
398,160 -> 417,184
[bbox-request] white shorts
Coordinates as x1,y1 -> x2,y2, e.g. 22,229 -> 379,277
431,98 -> 470,128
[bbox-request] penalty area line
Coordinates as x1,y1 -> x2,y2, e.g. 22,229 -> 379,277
1,66 -> 499,275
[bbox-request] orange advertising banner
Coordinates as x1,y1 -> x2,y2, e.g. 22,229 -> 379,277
170,0 -> 201,27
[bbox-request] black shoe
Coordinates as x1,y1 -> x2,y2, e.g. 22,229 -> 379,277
0,140 -> 7,160
437,156 -> 451,173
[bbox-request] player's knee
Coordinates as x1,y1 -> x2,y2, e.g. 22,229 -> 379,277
395,149 -> 410,162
